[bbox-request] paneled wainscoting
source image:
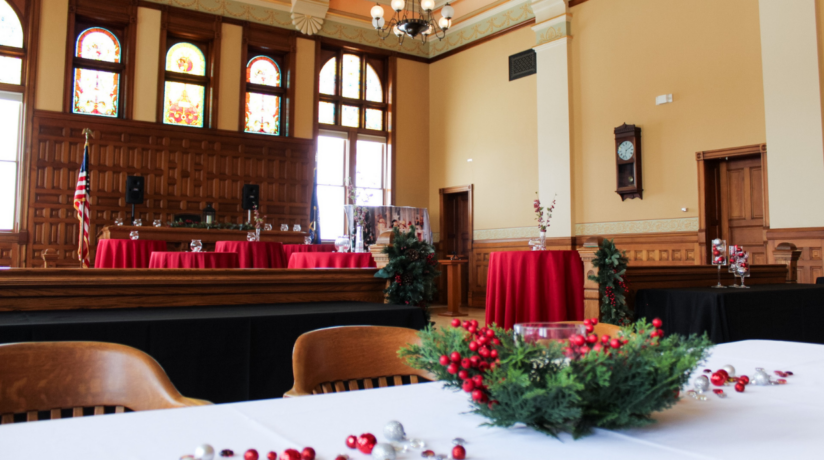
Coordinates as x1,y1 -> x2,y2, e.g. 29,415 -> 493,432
766,227 -> 824,284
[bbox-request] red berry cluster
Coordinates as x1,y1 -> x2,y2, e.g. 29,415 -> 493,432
441,318 -> 502,407
394,275 -> 402,285
605,287 -> 617,307
563,317 -> 665,359
426,253 -> 437,265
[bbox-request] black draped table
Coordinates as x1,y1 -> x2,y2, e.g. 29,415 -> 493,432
635,284 -> 824,344
0,302 -> 426,404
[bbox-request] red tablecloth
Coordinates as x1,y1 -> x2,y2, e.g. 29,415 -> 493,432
214,241 -> 286,268
282,244 -> 336,265
94,239 -> 168,268
485,250 -> 584,329
288,252 -> 376,269
149,252 -> 240,269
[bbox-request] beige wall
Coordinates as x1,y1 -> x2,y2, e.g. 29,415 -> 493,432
570,0 -> 766,225
217,23 -> 242,131
428,26 -> 538,234
294,38 -> 315,139
395,58 -> 430,209
133,7 -> 160,122
35,0 -> 68,111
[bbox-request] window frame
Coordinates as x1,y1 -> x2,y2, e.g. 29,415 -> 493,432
0,0 -> 24,94
160,37 -> 210,128
241,48 -> 287,136
317,48 -> 388,136
69,23 -> 126,118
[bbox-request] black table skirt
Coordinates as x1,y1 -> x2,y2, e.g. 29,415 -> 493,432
635,284 -> 824,344
0,302 -> 426,404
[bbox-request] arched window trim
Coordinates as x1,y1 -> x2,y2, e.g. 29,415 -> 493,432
70,25 -> 126,118
0,0 -> 25,90
317,49 -> 387,134
161,37 -> 210,128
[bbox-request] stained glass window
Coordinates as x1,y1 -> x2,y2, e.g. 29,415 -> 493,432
0,55 -> 20,84
247,56 -> 280,87
245,93 -> 280,135
73,69 -> 119,117
341,105 -> 359,128
365,65 -> 382,103
76,28 -> 121,62
166,43 -> 206,76
0,1 -> 22,48
163,81 -> 204,127
342,54 -> 361,99
365,109 -> 382,131
319,101 -> 336,124
320,58 -> 337,96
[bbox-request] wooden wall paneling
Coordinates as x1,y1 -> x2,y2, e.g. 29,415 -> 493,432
766,227 -> 824,284
26,110 -> 314,267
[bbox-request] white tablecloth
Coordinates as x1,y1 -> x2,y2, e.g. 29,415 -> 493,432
1,340 -> 822,459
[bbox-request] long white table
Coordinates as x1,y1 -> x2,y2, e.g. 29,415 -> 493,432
1,340 -> 822,459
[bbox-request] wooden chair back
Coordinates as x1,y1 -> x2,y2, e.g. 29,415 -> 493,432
0,342 -> 209,424
557,321 -> 622,337
285,326 -> 434,397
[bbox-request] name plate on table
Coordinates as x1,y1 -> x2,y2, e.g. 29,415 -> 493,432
99,226 -> 308,252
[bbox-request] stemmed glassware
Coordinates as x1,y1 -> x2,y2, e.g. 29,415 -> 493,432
735,252 -> 750,288
710,239 -> 727,288
335,236 -> 351,253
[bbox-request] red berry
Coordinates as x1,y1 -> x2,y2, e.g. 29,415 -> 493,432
477,336 -> 488,345
583,319 -> 592,327
478,361 -> 490,371
439,355 -> 449,366
301,448 -> 315,460
580,345 -> 590,354
469,355 -> 480,367
492,338 -> 501,345
585,324 -> 595,334
601,335 -> 611,344
592,343 -> 602,352
734,382 -> 745,393
280,450 -> 301,460
451,318 -> 461,327
462,321 -> 470,329
458,370 -> 468,380
571,335 -> 586,347
610,338 -> 621,349
486,329 -> 495,338
471,389 -> 483,401
462,379 -> 475,392
490,349 -> 498,359
461,358 -> 471,369
473,374 -> 484,387
452,445 -> 467,460
447,363 -> 459,374
470,319 -> 479,327
450,352 -> 461,363
245,449 -> 259,460
267,452 -> 277,460
478,346 -> 490,358
468,341 -> 479,351
346,435 -> 357,449
739,375 -> 749,385
590,318 -> 598,325
587,334 -> 598,344
467,326 -> 477,334
657,329 -> 664,337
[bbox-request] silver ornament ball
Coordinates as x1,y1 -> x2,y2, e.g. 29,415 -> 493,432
194,444 -> 215,460
754,370 -> 771,386
721,364 -> 736,376
409,438 -> 426,449
693,375 -> 710,392
384,420 -> 406,441
372,443 -> 397,460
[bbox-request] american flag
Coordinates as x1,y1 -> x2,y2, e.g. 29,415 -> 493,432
73,133 -> 91,268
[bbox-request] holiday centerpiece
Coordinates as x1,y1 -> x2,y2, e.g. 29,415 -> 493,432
587,239 -> 632,325
400,318 -> 712,438
374,225 -> 440,321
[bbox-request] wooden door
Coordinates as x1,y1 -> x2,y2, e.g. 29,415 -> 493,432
720,156 -> 767,264
442,192 -> 471,306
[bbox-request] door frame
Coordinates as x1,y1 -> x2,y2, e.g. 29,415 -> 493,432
696,144 -> 769,264
438,185 -> 474,305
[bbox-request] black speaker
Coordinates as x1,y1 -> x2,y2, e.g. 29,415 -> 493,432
242,184 -> 259,210
125,176 -> 144,204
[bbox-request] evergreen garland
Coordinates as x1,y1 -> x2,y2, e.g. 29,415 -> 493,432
400,320 -> 712,439
166,220 -> 255,231
587,239 -> 632,325
375,225 -> 440,321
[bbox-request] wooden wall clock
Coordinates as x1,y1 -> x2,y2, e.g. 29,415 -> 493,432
614,123 -> 642,201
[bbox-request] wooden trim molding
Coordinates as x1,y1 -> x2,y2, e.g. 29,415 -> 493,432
430,19 -> 536,64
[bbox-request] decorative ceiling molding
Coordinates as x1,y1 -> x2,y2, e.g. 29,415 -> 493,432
290,0 -> 328,35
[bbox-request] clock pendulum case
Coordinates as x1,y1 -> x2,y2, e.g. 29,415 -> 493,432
614,123 -> 642,201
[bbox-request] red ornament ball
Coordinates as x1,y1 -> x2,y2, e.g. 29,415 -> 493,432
738,375 -> 749,385
447,363 -> 459,375
334,457 -> 348,460
451,318 -> 461,327
468,341 -> 479,352
710,372 -> 727,387
716,369 -> 729,379
571,335 -> 586,347
301,447 -> 315,460
458,370 -> 469,380
652,318 -> 662,328
245,449 -> 259,460
452,445 -> 467,460
590,318 -> 598,325
345,435 -> 357,449
280,450 -> 301,460
356,434 -> 377,454
734,382 -> 746,393
267,452 -> 277,460
587,334 -> 598,344
462,379 -> 475,393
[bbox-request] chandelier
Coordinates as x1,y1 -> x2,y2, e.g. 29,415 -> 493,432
370,0 -> 454,44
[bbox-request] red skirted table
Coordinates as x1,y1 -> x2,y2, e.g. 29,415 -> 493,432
485,250 -> 584,330
214,241 -> 286,268
94,240 -> 168,268
149,252 -> 240,269
282,244 -> 336,266
288,252 -> 376,269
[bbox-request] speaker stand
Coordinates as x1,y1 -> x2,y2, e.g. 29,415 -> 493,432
131,204 -> 135,224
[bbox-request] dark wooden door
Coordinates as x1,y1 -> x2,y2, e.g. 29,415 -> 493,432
442,192 -> 470,306
720,156 -> 767,264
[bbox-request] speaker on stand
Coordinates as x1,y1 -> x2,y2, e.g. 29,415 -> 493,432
125,176 -> 145,223
242,184 -> 259,222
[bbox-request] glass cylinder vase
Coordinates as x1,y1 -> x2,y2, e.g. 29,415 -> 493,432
355,225 -> 364,253
539,231 -> 546,250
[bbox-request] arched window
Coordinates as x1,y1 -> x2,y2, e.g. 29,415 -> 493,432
163,41 -> 207,127
0,0 -> 23,86
72,27 -> 123,117
317,52 -> 387,131
244,55 -> 283,135
0,0 -> 24,231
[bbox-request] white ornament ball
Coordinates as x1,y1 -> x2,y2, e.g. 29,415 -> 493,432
384,420 -> 406,441
721,365 -> 736,376
372,443 -> 397,460
194,444 -> 215,460
754,371 -> 771,386
693,375 -> 710,393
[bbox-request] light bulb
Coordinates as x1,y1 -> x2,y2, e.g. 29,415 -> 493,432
393,25 -> 404,36
441,3 -> 454,19
438,16 -> 451,29
421,0 -> 435,11
391,0 -> 406,12
371,4 -> 385,18
372,17 -> 386,28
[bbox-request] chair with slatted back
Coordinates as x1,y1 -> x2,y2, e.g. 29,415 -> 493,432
556,321 -> 622,337
285,326 -> 434,397
0,342 -> 210,424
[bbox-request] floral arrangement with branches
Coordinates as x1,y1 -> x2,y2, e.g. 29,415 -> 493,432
534,192 -> 557,233
251,204 -> 266,230
345,177 -> 373,228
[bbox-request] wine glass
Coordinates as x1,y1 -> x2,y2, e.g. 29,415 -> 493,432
190,240 -> 203,253
280,224 -> 289,232
129,231 -> 139,240
293,224 -> 301,232
710,238 -> 727,288
736,253 -> 751,289
133,219 -> 142,227
153,219 -> 162,227
335,236 -> 351,253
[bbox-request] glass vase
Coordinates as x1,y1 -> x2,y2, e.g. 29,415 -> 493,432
355,225 -> 364,253
539,231 -> 546,250
255,228 -> 261,242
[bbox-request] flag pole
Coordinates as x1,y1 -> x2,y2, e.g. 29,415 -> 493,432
79,128 -> 93,268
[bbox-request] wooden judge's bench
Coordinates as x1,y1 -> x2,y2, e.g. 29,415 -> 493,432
98,225 -> 309,252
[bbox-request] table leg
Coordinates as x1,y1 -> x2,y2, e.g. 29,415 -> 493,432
438,263 -> 467,317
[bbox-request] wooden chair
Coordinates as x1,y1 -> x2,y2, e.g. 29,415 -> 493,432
285,326 -> 434,397
557,321 -> 622,337
0,342 -> 210,424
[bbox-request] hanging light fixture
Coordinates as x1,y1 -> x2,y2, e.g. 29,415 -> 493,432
371,1 -> 454,44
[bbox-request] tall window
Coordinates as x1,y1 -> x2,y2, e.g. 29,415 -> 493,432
316,49 -> 391,240
0,0 -> 23,231
72,27 -> 123,117
163,41 -> 207,127
245,55 -> 283,135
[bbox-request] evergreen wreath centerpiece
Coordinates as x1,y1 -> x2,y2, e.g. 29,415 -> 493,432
400,318 -> 712,439
588,239 -> 632,325
374,225 -> 440,321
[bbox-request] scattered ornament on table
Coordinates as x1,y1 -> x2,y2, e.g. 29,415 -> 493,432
721,365 -> 736,376
715,369 -> 729,379
421,450 -> 435,458
786,371 -> 794,376
334,456 -> 349,460
703,369 -> 711,373
710,372 -> 727,387
245,449 -> 259,460
776,378 -> 787,385
301,447 -> 315,460
452,438 -> 466,446
280,449 -> 301,460
685,390 -> 707,401
693,375 -> 709,393
357,434 -> 378,454
734,382 -> 746,393
267,452 -> 277,460
712,389 -> 726,398
384,421 -> 406,441
393,444 -> 409,453
195,444 -> 215,460
345,436 -> 357,449
774,370 -> 788,378
220,449 -> 235,458
371,443 -> 397,460
738,375 -> 749,385
181,456 -> 195,460
409,438 -> 426,449
753,370 -> 771,386
451,445 -> 467,460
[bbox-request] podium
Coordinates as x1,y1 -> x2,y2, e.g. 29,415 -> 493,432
438,258 -> 468,317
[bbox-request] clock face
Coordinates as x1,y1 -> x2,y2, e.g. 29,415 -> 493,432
617,141 -> 634,160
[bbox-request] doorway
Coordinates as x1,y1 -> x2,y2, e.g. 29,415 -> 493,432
439,185 -> 473,307
697,145 -> 769,264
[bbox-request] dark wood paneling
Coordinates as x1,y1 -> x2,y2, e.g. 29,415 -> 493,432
767,227 -> 824,284
26,110 -> 314,267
